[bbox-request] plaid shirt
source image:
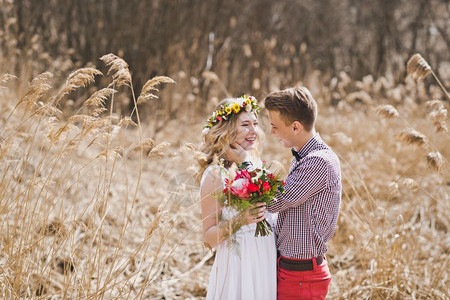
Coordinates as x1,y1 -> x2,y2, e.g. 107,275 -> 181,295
268,133 -> 341,259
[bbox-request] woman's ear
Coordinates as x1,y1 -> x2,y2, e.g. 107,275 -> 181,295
292,121 -> 303,134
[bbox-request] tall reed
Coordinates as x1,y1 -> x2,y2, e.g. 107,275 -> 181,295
0,54 -> 177,299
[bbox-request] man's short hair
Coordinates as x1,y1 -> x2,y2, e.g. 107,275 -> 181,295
264,86 -> 317,131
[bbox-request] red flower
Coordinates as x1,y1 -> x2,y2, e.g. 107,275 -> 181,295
217,116 -> 222,122
263,181 -> 271,192
248,183 -> 259,192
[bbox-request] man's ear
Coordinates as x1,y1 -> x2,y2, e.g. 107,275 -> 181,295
292,121 -> 303,134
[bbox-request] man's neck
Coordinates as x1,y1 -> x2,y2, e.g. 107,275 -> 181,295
294,129 -> 316,151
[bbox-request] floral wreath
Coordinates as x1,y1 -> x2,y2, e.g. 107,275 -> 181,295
203,95 -> 260,132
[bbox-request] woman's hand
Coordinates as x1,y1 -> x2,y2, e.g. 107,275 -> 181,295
241,202 -> 267,225
226,142 -> 248,164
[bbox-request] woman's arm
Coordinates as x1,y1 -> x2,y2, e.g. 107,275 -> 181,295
200,170 -> 266,249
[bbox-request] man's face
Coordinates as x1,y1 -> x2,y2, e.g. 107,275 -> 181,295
268,110 -> 296,148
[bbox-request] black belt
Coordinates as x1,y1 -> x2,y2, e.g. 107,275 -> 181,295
279,255 -> 323,271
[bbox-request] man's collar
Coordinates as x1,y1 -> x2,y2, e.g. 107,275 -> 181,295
291,148 -> 301,161
291,133 -> 321,161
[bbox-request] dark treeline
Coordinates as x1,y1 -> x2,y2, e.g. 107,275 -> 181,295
1,0 -> 449,104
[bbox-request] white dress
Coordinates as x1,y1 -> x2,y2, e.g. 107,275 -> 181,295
201,166 -> 277,300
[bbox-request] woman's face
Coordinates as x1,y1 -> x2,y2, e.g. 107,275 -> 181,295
234,112 -> 258,150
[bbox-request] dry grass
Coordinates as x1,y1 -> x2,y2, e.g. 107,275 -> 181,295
0,55 -> 449,299
0,56 -> 185,299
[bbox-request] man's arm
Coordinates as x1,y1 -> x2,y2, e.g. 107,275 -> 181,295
268,155 -> 328,213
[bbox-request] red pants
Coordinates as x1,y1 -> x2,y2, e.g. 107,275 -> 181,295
277,256 -> 331,300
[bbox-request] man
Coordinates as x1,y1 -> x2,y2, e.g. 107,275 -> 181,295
264,86 -> 341,299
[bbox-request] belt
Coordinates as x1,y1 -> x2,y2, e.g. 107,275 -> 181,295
279,255 -> 323,271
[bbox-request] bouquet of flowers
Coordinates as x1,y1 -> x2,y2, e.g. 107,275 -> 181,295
222,162 -> 285,237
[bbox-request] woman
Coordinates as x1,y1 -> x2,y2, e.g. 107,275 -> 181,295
198,96 -> 277,300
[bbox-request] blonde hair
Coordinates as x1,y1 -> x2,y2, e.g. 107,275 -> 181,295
197,98 -> 263,182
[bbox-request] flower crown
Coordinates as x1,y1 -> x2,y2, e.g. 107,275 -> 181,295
203,95 -> 260,131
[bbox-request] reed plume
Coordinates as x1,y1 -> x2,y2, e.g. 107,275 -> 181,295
344,91 -> 373,105
68,114 -> 92,124
100,54 -> 132,88
398,129 -> 427,146
433,121 -> 448,133
132,138 -> 156,154
147,141 -> 170,159
91,107 -> 108,117
425,100 -> 444,109
81,116 -> 113,136
35,103 -> 62,117
83,88 -> 117,108
128,138 -> 170,159
375,104 -> 399,119
400,178 -> 419,192
137,76 -> 175,104
407,54 -> 432,80
54,68 -> 102,105
20,71 -> 53,112
0,74 -> 17,87
48,123 -> 75,142
407,53 -> 450,101
118,116 -> 138,127
425,100 -> 448,132
426,152 -> 443,172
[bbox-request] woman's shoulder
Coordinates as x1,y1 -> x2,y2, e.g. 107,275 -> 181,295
200,165 -> 223,187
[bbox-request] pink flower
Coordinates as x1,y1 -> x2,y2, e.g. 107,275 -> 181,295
230,178 -> 251,199
236,169 -> 251,180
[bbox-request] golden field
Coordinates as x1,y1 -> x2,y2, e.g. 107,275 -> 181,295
0,53 -> 449,300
